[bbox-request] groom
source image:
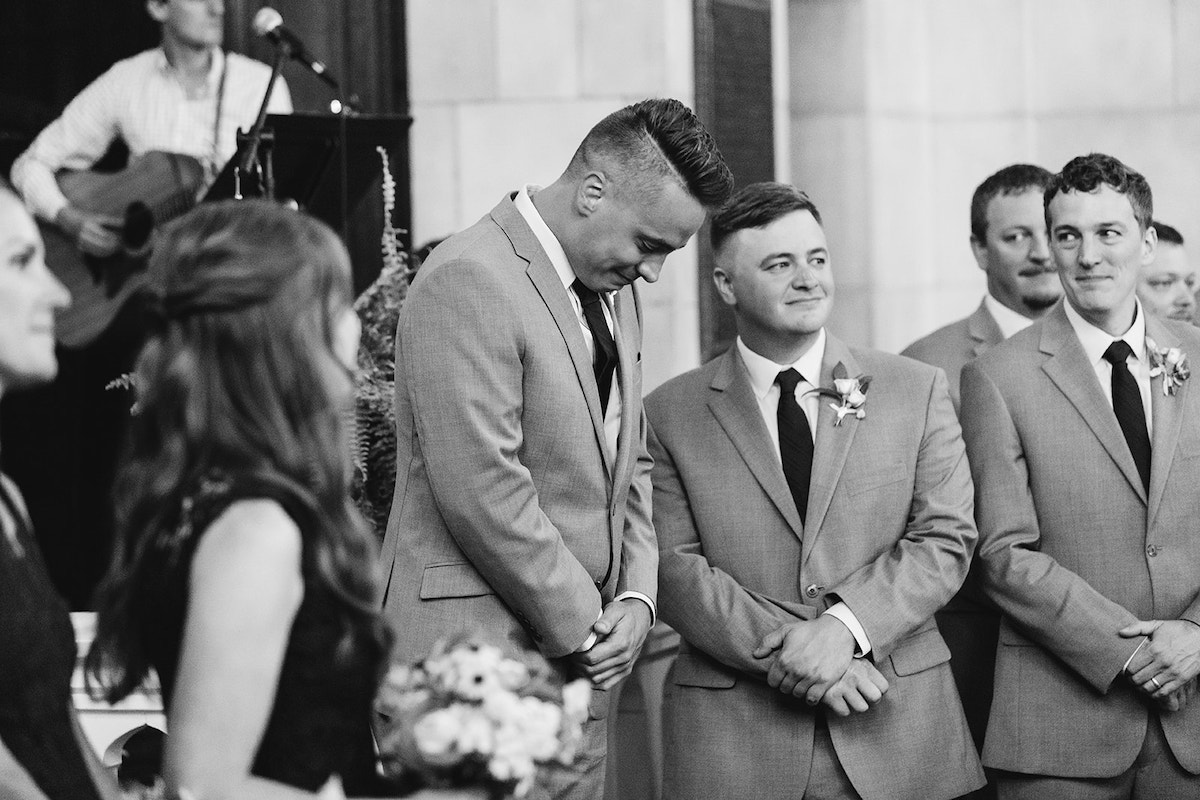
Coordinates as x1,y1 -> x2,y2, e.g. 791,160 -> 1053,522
646,182 -> 983,800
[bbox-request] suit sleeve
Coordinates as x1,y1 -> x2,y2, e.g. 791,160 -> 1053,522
648,406 -> 816,677
959,361 -> 1141,691
824,368 -> 978,658
398,260 -> 600,658
615,405 -> 658,607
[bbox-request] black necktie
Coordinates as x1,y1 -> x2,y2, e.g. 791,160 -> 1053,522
776,369 -> 814,523
573,280 -> 617,415
1103,340 -> 1151,493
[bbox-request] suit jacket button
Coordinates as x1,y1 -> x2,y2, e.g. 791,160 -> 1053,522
805,584 -> 820,598
1146,544 -> 1159,557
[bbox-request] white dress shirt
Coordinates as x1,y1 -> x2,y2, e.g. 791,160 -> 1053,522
512,186 -> 655,647
984,293 -> 1038,340
1063,299 -> 1154,435
735,333 -> 873,657
11,47 -> 292,222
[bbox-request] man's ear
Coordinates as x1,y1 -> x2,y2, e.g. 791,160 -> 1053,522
969,234 -> 989,273
1141,223 -> 1158,267
713,263 -> 737,308
146,0 -> 169,24
574,171 -> 606,217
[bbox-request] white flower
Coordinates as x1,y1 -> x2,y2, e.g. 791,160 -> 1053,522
413,708 -> 465,766
561,679 -> 590,725
453,705 -> 495,756
482,688 -> 524,723
513,697 -> 563,760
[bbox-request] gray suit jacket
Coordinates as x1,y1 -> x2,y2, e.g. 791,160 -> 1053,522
960,302 -> 1200,777
646,335 -> 984,800
381,195 -> 657,677
902,300 -> 1004,412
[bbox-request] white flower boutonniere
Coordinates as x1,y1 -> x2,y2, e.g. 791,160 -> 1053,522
806,362 -> 872,426
1145,337 -> 1190,396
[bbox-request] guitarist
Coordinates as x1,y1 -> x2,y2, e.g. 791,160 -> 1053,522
11,0 -> 292,258
4,0 -> 291,609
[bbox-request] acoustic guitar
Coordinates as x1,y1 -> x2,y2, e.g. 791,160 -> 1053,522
41,151 -> 206,348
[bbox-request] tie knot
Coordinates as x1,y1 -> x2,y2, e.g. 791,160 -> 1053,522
572,279 -> 600,306
1104,340 -> 1135,365
777,368 -> 803,395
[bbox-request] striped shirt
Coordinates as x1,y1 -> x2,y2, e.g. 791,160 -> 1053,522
10,47 -> 292,222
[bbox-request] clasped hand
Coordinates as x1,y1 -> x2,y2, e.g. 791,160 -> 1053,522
1121,618 -> 1200,712
570,598 -> 653,690
753,616 -> 889,716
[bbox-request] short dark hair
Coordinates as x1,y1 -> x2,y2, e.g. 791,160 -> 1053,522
710,182 -> 821,252
1153,220 -> 1184,246
1045,153 -> 1153,231
570,98 -> 733,208
970,164 -> 1053,241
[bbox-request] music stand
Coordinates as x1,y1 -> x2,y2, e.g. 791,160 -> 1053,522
206,112 -> 411,293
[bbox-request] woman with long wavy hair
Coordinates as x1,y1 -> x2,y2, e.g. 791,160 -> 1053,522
86,200 -> 405,798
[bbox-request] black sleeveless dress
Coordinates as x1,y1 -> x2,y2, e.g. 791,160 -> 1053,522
0,476 -> 102,800
136,473 -> 389,793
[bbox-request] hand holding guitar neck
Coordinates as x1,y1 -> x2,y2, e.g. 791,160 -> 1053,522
55,205 -> 123,258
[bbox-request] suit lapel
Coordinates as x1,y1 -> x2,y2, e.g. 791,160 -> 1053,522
707,350 -> 805,540
1039,305 -> 1147,503
801,334 -> 861,566
1146,317 -> 1187,527
968,301 -> 1004,358
492,199 -> 613,476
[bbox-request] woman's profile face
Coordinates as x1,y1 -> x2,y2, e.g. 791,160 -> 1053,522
0,194 -> 71,393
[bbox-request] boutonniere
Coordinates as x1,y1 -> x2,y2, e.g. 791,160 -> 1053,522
806,362 -> 872,426
1145,337 -> 1190,396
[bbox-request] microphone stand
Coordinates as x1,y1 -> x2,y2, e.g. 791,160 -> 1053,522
235,40 -> 288,200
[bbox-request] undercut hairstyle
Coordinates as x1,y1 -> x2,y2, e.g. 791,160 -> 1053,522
970,163 -> 1053,241
569,98 -> 733,209
1045,153 -> 1153,231
710,182 -> 822,252
87,200 -> 389,702
1153,220 -> 1184,246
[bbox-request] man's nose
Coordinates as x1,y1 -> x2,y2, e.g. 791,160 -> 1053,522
1030,231 -> 1050,264
637,257 -> 664,283
1077,236 -> 1101,267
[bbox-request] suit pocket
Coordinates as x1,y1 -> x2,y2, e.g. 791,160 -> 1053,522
419,561 -> 496,600
889,626 -> 953,676
846,462 -> 909,497
672,651 -> 737,689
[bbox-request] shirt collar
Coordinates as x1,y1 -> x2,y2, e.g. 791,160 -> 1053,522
513,185 -> 576,293
736,330 -> 828,400
1063,297 -> 1147,366
983,293 -> 1037,339
153,46 -> 225,89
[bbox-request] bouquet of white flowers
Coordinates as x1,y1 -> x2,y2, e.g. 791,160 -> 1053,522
374,635 -> 591,799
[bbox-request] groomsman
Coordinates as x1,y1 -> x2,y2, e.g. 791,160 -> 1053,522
903,164 -> 1058,410
901,164 -> 1056,797
1137,221 -> 1195,324
647,182 -> 983,800
961,153 -> 1200,799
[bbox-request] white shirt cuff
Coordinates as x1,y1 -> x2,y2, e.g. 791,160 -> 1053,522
1122,637 -> 1148,674
823,602 -> 871,657
614,591 -> 657,625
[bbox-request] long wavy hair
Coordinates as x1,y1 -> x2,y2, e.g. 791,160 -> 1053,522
87,200 -> 388,702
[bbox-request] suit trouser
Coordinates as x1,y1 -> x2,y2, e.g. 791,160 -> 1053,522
994,714 -> 1199,800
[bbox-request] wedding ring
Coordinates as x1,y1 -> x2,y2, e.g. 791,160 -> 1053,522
1150,676 -> 1163,690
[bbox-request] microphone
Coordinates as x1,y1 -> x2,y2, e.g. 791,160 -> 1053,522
252,7 -> 340,90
